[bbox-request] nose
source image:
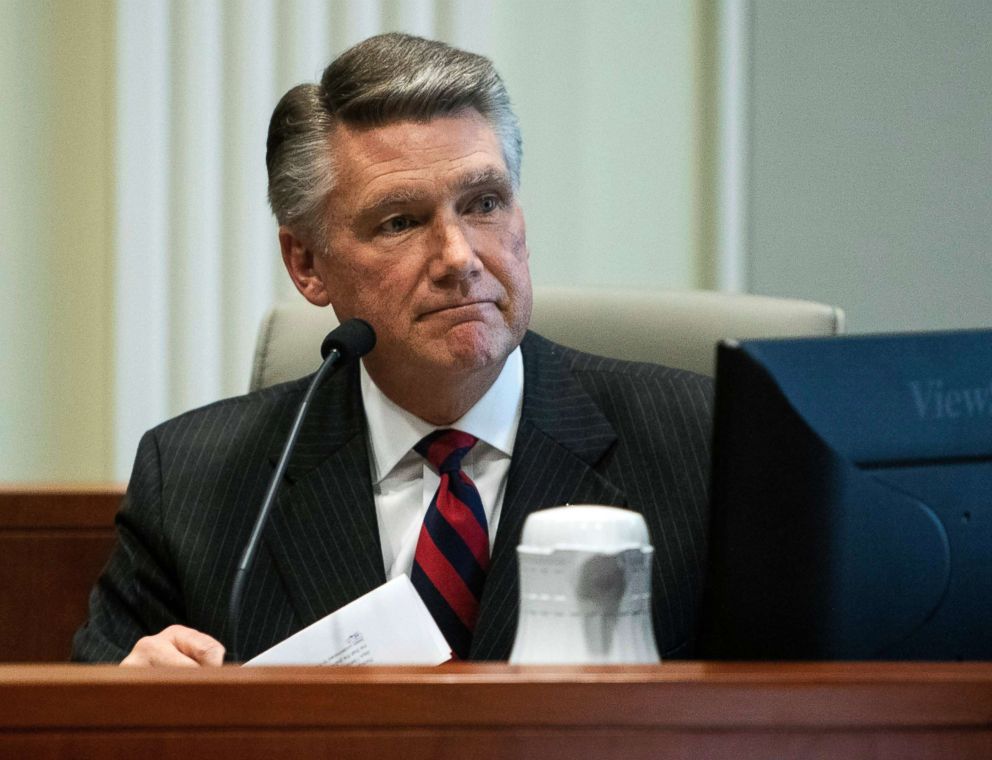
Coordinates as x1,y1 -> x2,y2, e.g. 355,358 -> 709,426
428,214 -> 482,282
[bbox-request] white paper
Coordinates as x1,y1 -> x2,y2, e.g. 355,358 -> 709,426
245,575 -> 451,666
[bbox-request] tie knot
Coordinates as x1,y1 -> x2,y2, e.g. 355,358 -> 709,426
415,429 -> 478,474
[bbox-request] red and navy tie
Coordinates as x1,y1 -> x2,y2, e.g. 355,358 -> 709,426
411,429 -> 490,660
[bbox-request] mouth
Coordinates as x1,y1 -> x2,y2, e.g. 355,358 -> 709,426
418,300 -> 497,320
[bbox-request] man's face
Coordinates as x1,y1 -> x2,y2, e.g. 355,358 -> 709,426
305,110 -> 532,386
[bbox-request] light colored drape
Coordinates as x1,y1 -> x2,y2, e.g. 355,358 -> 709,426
113,0 -> 492,478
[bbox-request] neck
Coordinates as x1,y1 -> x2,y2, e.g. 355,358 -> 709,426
363,359 -> 506,426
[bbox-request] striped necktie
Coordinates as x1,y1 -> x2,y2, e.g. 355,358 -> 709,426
411,429 -> 490,660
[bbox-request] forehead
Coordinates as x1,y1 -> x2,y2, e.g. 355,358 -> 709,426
326,111 -> 509,204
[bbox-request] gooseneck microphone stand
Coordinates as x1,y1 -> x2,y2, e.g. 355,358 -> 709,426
227,318 -> 376,663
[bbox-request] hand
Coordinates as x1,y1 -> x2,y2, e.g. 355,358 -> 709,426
120,624 -> 225,667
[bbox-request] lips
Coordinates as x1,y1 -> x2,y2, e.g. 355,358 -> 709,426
418,300 -> 496,319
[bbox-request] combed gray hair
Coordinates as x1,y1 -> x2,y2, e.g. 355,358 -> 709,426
266,33 -> 522,249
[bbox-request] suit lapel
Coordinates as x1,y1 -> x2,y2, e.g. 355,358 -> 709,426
471,333 -> 626,659
263,364 -> 386,631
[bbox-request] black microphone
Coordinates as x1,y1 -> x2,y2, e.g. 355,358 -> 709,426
320,317 -> 377,362
227,318 -> 376,662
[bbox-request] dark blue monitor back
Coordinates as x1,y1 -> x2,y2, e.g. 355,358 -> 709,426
698,329 -> 992,660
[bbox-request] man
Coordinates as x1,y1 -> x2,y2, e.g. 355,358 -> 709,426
73,33 -> 712,666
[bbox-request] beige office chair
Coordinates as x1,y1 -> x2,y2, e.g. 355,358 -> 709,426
249,286 -> 845,390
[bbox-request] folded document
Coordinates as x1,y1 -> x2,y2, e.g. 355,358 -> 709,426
245,575 -> 451,666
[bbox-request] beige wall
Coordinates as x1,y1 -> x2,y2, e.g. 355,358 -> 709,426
1,1 -> 707,482
0,0 -> 115,480
490,0 -> 707,291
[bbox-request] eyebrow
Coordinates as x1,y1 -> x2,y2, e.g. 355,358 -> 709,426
360,166 -> 513,218
454,166 -> 513,195
361,187 -> 426,216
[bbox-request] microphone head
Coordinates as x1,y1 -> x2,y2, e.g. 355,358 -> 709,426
320,318 -> 376,362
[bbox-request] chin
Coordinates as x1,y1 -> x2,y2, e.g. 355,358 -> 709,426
438,325 -> 517,372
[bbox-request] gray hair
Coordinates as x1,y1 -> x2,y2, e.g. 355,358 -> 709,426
266,33 -> 522,249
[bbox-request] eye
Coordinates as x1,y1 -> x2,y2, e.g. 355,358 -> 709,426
380,216 -> 416,235
470,193 -> 502,215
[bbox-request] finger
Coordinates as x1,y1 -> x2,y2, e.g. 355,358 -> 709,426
167,626 -> 226,666
121,634 -> 202,667
120,625 -> 226,667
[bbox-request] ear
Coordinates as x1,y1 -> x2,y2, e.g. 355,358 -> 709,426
279,226 -> 331,306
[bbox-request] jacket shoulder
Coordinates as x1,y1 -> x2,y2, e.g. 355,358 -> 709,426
146,375 -> 311,453
521,330 -> 714,395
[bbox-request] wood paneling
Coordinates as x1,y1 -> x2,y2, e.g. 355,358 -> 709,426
0,486 -> 122,661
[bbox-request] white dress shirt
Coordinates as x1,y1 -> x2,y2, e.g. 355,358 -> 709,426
360,348 -> 524,580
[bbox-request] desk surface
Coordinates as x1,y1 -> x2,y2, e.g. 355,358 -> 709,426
1,663 -> 990,759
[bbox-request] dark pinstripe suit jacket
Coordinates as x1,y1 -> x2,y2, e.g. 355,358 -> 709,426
73,332 -> 713,662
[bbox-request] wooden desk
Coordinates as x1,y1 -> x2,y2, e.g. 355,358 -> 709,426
0,663 -> 990,759
0,485 -> 122,661
2,489 -> 990,757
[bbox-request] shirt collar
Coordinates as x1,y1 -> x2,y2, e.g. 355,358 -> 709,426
360,347 -> 524,484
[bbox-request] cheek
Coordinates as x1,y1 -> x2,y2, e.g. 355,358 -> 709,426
494,228 -> 532,329
320,259 -> 361,314
511,232 -> 529,266
508,206 -> 528,260
376,256 -> 426,297
349,258 -> 426,326
498,226 -> 531,285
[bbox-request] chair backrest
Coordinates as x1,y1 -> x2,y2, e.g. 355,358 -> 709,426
249,286 -> 845,391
